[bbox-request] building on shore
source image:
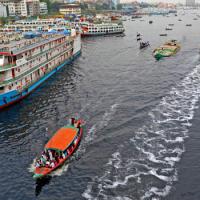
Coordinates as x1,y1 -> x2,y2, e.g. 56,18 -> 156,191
0,3 -> 8,17
40,2 -> 48,15
59,3 -> 81,15
0,0 -> 40,16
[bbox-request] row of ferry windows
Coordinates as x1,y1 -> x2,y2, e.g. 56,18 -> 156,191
89,29 -> 122,33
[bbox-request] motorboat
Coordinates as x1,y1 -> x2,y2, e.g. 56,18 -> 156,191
33,118 -> 84,179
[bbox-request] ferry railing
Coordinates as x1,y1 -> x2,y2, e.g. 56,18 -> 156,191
0,46 -> 73,87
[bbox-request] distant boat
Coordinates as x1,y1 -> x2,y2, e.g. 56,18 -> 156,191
168,24 -> 174,26
140,41 -> 150,49
153,40 -> 181,60
186,24 -> 192,26
132,15 -> 142,19
149,20 -> 153,24
165,27 -> 173,31
178,19 -> 182,21
193,18 -> 198,20
160,34 -> 168,36
116,33 -> 125,37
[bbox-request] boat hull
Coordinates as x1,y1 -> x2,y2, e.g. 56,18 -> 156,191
0,50 -> 81,110
33,126 -> 83,179
81,30 -> 125,37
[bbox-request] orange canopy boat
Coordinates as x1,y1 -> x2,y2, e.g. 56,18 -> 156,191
33,119 -> 83,179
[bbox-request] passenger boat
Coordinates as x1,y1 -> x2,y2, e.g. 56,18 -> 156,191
33,119 -> 84,179
153,40 -> 181,60
80,22 -> 125,37
0,29 -> 81,109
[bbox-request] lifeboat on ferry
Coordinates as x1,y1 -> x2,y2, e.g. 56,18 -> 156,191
33,119 -> 84,179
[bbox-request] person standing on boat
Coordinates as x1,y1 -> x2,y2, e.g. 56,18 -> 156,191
71,117 -> 75,126
48,150 -> 53,161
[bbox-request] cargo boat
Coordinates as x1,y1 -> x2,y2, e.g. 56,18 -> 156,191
33,119 -> 83,179
153,40 -> 180,60
0,29 -> 81,109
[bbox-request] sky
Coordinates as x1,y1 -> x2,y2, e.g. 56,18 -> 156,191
135,0 -> 200,3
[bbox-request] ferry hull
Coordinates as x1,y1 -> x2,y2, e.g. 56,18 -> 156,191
81,30 -> 125,37
0,50 -> 81,110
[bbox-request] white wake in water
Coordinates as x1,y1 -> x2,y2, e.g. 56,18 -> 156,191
83,103 -> 119,145
82,65 -> 200,199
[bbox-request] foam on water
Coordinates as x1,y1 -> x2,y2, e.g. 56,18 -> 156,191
82,65 -> 200,199
84,103 -> 119,145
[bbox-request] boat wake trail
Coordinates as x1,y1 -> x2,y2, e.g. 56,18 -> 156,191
78,103 -> 119,156
85,103 -> 119,143
82,65 -> 200,200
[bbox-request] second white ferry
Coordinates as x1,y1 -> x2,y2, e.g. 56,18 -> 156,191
80,22 -> 125,37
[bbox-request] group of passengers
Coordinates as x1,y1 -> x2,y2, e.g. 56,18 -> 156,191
35,118 -> 81,169
35,149 -> 67,168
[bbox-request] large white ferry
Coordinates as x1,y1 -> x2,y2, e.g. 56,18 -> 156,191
80,22 -> 125,37
0,29 -> 81,109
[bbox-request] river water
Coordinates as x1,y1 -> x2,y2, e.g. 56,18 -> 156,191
1,10 -> 200,200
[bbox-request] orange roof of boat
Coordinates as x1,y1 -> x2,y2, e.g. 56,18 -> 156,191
45,126 -> 78,151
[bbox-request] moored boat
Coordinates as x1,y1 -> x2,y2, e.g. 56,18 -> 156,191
33,118 -> 84,179
153,40 -> 181,60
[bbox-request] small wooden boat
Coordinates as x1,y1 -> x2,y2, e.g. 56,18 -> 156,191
160,34 -> 168,36
33,119 -> 84,179
153,40 -> 181,60
165,28 -> 173,31
140,41 -> 150,49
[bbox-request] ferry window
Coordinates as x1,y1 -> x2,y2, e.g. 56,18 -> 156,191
0,86 -> 4,91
